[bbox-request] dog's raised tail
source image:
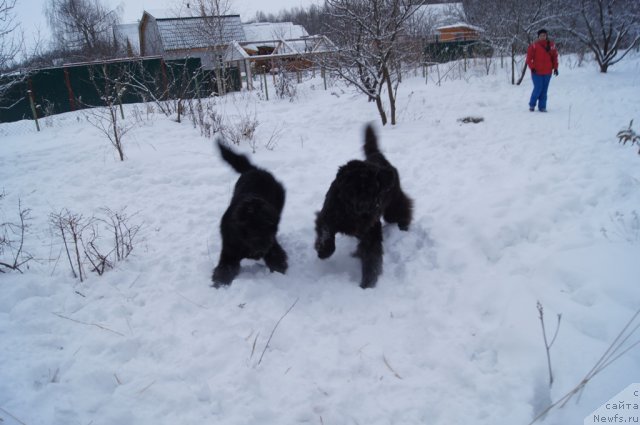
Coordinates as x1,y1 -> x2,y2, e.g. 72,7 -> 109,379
217,139 -> 256,173
363,124 -> 381,159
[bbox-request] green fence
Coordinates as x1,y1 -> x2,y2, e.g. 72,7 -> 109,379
0,57 -> 241,124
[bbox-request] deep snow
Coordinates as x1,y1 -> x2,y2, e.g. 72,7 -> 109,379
1,54 -> 639,425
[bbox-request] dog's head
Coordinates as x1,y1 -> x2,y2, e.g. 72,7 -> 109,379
335,160 -> 396,218
232,197 -> 280,254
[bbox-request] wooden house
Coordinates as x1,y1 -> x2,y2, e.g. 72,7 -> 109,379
139,9 -> 245,70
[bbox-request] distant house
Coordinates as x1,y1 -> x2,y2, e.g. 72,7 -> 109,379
236,22 -> 315,73
412,2 -> 481,43
139,9 -> 245,70
410,2 -> 485,62
120,11 -> 335,91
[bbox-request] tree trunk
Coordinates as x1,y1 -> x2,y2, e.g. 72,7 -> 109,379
382,66 -> 397,125
511,43 -> 516,85
375,96 -> 388,126
516,61 -> 528,85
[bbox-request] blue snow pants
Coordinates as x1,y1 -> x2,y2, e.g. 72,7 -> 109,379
529,72 -> 552,111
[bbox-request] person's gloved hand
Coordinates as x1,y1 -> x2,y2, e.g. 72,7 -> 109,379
531,68 -> 536,74
553,69 -> 559,76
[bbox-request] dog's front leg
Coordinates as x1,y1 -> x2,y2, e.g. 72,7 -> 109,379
314,215 -> 336,259
358,222 -> 383,289
264,240 -> 288,274
383,189 -> 413,231
212,250 -> 241,288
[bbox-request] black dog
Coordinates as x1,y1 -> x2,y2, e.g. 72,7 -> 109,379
314,125 -> 413,289
212,140 -> 288,287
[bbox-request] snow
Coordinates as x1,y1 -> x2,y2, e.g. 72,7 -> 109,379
1,55 -> 639,425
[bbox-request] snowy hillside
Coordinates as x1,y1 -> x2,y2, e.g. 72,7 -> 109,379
1,55 -> 639,425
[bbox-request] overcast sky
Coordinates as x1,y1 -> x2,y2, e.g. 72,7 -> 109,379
14,0 -> 322,51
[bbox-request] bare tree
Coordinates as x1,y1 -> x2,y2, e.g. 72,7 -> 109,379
323,0 -> 420,126
82,62 -> 137,161
562,0 -> 640,73
181,0 -> 234,96
45,0 -> 121,61
0,0 -> 22,71
1,196 -> 34,274
0,0 -> 25,108
463,0 -> 565,84
122,59 -> 206,123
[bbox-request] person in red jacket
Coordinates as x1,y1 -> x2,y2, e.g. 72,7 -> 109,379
527,29 -> 559,112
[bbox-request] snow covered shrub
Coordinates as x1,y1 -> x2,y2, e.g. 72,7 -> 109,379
0,195 -> 34,274
601,211 -> 639,244
222,109 -> 259,148
274,68 -> 297,102
264,124 -> 284,151
42,100 -> 56,128
84,105 -> 135,162
49,207 -> 142,282
616,120 -> 640,154
192,101 -> 224,139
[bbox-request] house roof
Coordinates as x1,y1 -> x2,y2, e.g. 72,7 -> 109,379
412,2 -> 469,30
144,11 -> 246,51
243,22 -> 309,45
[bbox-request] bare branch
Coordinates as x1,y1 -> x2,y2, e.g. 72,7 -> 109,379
257,298 -> 299,366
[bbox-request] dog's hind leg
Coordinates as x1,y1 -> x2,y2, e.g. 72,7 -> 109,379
383,190 -> 414,231
358,222 -> 384,289
212,250 -> 241,287
264,240 -> 288,274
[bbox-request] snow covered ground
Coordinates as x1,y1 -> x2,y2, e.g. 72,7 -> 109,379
1,55 -> 639,425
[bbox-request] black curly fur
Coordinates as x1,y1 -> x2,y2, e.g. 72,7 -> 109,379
315,125 -> 413,289
212,140 -> 288,287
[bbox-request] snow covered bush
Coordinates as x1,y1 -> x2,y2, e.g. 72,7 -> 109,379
0,194 -> 34,274
275,71 -> 297,102
49,207 -> 142,282
222,109 -> 260,149
616,120 -> 640,155
601,211 -> 640,244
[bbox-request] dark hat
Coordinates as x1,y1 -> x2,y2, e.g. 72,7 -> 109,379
537,29 -> 548,36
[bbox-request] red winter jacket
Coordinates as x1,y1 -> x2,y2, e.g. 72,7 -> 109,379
526,39 -> 558,75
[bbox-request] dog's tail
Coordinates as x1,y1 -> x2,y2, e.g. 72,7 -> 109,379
363,124 -> 381,159
217,139 -> 256,174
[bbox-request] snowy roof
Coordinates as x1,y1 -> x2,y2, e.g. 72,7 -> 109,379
152,14 -> 246,51
437,23 -> 483,32
412,2 -> 469,30
243,22 -> 309,44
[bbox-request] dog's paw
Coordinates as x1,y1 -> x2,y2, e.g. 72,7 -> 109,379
398,222 -> 410,231
264,242 -> 288,274
265,254 -> 288,274
268,261 -> 288,274
315,239 -> 335,259
359,279 -> 377,289
315,228 -> 336,259
212,264 -> 239,288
